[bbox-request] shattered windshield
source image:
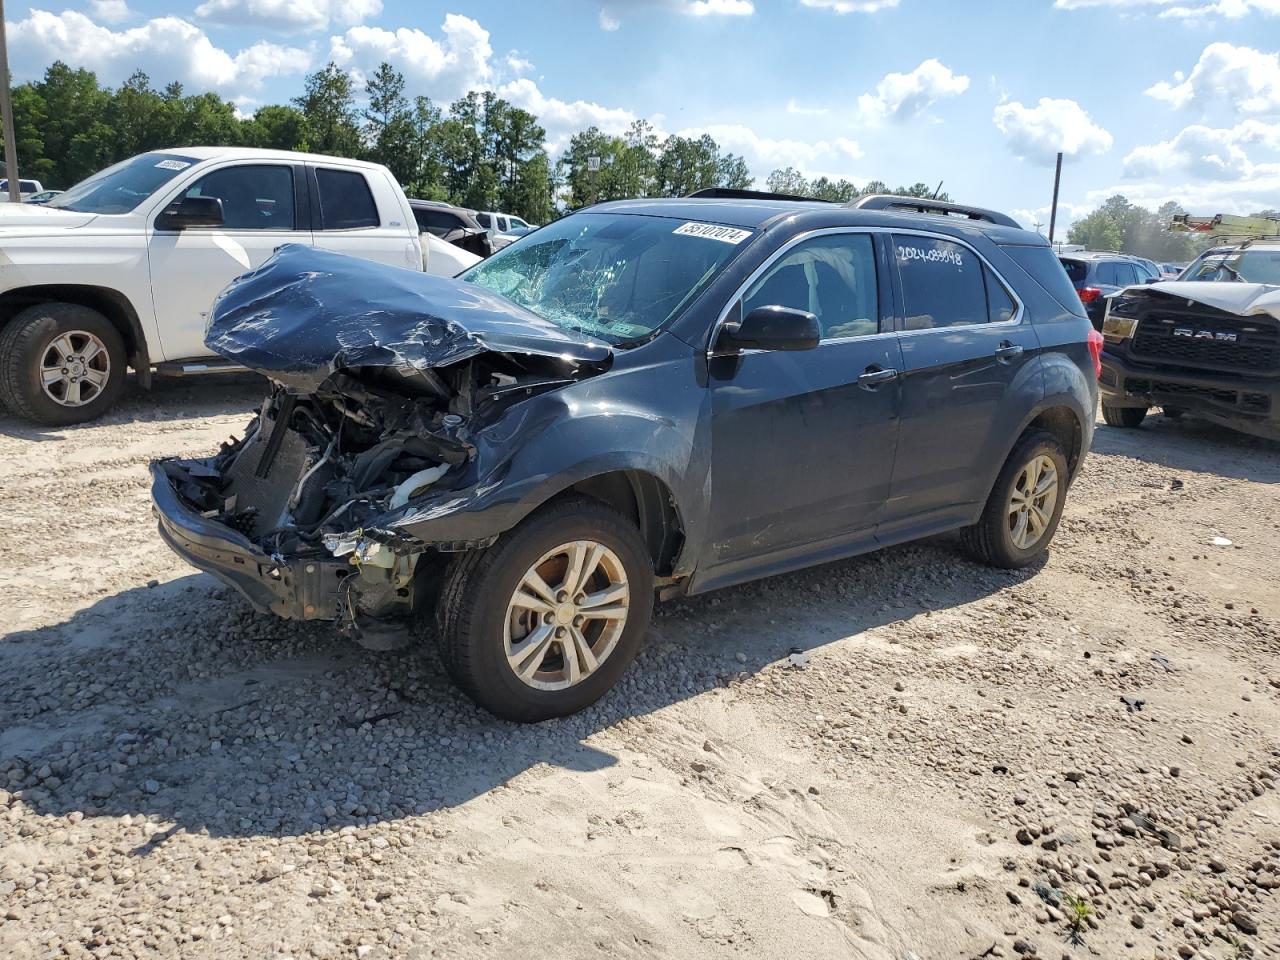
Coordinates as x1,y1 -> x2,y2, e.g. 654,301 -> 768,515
46,152 -> 199,215
460,212 -> 754,343
1182,247 -> 1280,284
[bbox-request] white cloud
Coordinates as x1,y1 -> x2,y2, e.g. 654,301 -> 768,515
500,77 -> 643,152
330,13 -> 493,102
1054,0 -> 1280,17
800,0 -> 900,11
1146,42 -> 1280,115
506,52 -> 534,75
856,59 -> 970,122
88,0 -> 132,24
595,0 -> 752,29
1084,169 -> 1280,218
1123,120 -> 1280,180
992,97 -> 1114,165
786,98 -> 828,116
836,137 -> 864,159
195,0 -> 380,32
9,10 -> 310,97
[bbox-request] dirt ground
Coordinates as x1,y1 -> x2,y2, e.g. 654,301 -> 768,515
1,375 -> 1278,960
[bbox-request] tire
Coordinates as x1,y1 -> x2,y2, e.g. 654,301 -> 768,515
1102,403 -> 1147,429
433,496 -> 655,722
961,430 -> 1069,569
0,303 -> 126,425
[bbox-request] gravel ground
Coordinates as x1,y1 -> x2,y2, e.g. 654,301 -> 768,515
1,375 -> 1278,960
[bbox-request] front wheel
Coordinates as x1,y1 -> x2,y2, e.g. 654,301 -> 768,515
1102,403 -> 1147,428
961,430 -> 1069,569
433,496 -> 654,722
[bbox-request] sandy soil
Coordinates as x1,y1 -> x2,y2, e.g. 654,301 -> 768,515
1,375 -> 1278,960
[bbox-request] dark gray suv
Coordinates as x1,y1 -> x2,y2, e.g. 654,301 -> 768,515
151,192 -> 1101,721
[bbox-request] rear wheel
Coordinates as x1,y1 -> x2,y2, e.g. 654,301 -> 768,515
433,497 -> 654,722
0,303 -> 126,425
1102,403 -> 1147,429
961,430 -> 1069,569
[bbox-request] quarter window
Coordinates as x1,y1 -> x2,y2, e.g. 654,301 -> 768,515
315,168 -> 379,230
895,235 -> 987,330
178,165 -> 295,231
742,233 -> 879,341
985,267 -> 1017,323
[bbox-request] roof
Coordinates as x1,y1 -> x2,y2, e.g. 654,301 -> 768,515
157,146 -> 387,170
1058,251 -> 1135,260
587,196 -> 1043,245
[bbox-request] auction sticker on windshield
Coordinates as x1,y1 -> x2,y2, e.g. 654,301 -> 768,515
155,159 -> 192,171
673,222 -> 752,244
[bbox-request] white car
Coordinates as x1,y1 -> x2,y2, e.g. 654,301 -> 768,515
0,147 -> 442,425
475,211 -> 536,250
0,178 -> 45,202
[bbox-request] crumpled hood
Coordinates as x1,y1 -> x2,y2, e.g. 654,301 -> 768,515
0,204 -> 98,231
206,244 -> 613,393
1133,281 -> 1280,321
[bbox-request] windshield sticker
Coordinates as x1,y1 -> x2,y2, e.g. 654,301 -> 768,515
155,159 -> 192,171
673,222 -> 752,245
897,243 -> 965,268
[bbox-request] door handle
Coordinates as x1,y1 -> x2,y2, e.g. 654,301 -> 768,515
858,366 -> 899,389
995,341 -> 1024,361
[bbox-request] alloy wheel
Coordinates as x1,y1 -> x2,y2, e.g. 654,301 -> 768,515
504,540 -> 630,691
1007,454 -> 1059,551
40,330 -> 111,408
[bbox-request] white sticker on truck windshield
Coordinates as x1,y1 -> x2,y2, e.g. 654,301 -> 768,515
673,222 -> 752,244
155,159 -> 192,171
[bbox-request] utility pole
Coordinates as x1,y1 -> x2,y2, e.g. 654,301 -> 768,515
0,0 -> 19,202
1047,151 -> 1063,244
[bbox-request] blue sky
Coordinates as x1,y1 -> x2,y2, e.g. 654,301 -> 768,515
8,0 -> 1280,229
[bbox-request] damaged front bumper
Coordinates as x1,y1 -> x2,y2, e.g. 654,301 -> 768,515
151,460 -> 353,620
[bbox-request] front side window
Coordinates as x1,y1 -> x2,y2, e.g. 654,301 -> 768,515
461,212 -> 753,344
1183,248 -> 1280,284
46,152 -> 200,214
178,165 -> 295,231
895,235 -> 987,330
315,168 -> 379,230
742,233 -> 879,341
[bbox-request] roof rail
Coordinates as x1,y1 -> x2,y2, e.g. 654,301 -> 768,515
686,187 -> 833,203
847,194 -> 1021,229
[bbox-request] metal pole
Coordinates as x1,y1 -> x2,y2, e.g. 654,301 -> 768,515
0,0 -> 20,202
1047,151 -> 1063,245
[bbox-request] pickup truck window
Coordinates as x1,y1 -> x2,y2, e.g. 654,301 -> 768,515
181,165 -> 295,231
316,169 -> 379,230
46,152 -> 200,214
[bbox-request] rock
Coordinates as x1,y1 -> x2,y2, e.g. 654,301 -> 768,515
1130,914 -> 1144,929
1012,940 -> 1036,956
1016,828 -> 1035,846
1230,910 -> 1257,935
88,776 -> 116,800
1063,771 -> 1084,783
143,779 -> 160,795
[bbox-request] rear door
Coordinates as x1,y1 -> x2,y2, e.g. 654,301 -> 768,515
705,230 -> 903,567
883,232 -> 1042,528
309,165 -> 419,269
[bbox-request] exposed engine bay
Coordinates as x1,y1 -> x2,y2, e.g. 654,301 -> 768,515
152,245 -> 613,637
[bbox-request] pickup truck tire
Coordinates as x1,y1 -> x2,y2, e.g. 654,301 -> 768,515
0,303 -> 126,426
433,496 -> 654,722
1102,403 -> 1147,429
960,430 -> 1068,569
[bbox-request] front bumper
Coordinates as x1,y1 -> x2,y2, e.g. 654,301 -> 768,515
150,461 -> 351,620
1099,349 -> 1280,439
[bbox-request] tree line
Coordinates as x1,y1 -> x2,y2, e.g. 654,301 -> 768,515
10,60 -> 953,223
1067,195 -> 1280,262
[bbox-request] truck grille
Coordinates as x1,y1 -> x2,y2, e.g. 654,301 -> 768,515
1126,378 -> 1272,415
1131,312 -> 1280,374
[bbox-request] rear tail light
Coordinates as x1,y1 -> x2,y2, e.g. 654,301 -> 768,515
1078,287 -> 1103,305
1087,328 -> 1104,379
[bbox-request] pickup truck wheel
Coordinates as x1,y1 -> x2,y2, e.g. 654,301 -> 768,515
1102,403 -> 1147,429
0,304 -> 126,425
433,496 -> 654,722
961,430 -> 1068,569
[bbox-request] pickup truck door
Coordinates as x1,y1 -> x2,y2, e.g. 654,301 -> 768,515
307,165 -> 421,270
147,161 -> 312,361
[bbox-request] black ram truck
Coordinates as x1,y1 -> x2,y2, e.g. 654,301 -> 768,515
1098,241 -> 1280,441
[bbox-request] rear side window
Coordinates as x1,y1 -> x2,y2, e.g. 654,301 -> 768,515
417,209 -> 464,236
1059,258 -> 1087,283
315,168 -> 379,230
1095,262 -> 1122,286
894,235 -> 987,330
476,213 -> 491,227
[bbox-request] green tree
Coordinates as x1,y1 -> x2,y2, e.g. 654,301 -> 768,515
1067,209 -> 1123,251
293,63 -> 362,157
363,62 -> 416,185
242,104 -> 307,151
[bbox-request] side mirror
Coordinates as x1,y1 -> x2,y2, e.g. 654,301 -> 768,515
157,195 -> 224,230
717,305 -> 820,353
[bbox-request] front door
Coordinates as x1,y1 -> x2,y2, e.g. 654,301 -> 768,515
147,162 -> 309,360
885,233 -> 1042,522
706,231 -> 903,566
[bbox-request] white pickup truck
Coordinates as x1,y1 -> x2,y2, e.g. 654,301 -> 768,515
0,147 -> 473,425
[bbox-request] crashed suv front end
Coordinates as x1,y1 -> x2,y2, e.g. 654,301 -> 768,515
151,244 -> 625,632
1099,281 -> 1280,440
